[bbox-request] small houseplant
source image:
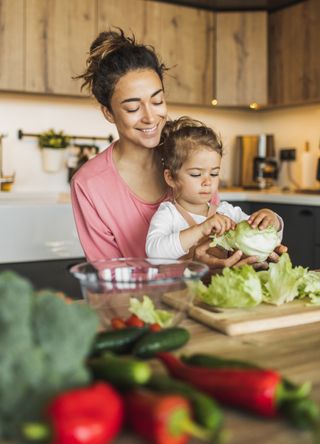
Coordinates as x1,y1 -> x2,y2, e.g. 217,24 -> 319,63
38,129 -> 70,173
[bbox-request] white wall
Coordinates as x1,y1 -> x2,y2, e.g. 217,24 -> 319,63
1,92 -> 319,192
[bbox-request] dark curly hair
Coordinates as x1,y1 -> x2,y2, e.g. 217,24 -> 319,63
159,116 -> 223,178
75,28 -> 168,111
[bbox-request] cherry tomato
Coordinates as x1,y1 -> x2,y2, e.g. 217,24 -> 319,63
125,314 -> 145,328
149,323 -> 161,332
111,317 -> 126,330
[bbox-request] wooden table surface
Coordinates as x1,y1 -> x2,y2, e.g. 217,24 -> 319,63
116,318 -> 320,444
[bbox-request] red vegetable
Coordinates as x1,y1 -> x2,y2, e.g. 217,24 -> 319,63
111,317 -> 126,330
157,352 -> 281,417
23,382 -> 124,444
126,314 -> 145,328
149,323 -> 162,332
125,389 -> 210,444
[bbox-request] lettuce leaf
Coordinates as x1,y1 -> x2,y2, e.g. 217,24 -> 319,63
258,253 -> 307,305
211,220 -> 280,262
129,295 -> 173,327
298,270 -> 320,304
194,265 -> 263,308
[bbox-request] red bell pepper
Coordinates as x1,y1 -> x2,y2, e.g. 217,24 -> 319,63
124,389 -> 210,444
157,352 -> 284,417
23,382 -> 124,444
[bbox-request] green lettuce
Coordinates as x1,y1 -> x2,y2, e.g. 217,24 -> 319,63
258,253 -> 307,305
129,295 -> 173,327
195,265 -> 263,308
210,220 -> 280,262
298,270 -> 320,304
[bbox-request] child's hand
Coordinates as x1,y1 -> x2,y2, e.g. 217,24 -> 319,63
201,213 -> 235,237
248,209 -> 281,231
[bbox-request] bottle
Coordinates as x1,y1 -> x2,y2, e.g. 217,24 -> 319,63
300,142 -> 315,190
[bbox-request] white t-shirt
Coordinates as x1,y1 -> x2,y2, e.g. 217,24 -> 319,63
145,201 -> 283,259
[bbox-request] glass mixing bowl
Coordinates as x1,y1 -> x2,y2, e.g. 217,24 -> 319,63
70,257 -> 209,329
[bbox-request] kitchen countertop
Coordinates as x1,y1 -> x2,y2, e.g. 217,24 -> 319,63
111,316 -> 320,444
1,189 -> 319,206
219,187 -> 320,206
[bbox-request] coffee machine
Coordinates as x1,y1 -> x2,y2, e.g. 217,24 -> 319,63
234,134 -> 278,189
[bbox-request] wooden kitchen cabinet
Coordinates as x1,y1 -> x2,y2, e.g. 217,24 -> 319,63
25,0 -> 96,95
269,0 -> 320,106
0,0 -> 24,91
98,0 -> 216,106
216,11 -> 268,107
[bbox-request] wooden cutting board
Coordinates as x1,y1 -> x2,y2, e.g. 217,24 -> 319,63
163,290 -> 320,336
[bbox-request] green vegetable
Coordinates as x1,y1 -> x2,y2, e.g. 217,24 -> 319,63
89,352 -> 152,388
91,326 -> 148,356
133,327 -> 190,358
0,271 -> 98,440
210,220 -> 280,262
194,264 -> 263,308
129,295 -> 174,327
147,374 -> 223,438
259,253 -> 307,305
182,353 -> 260,369
298,270 -> 320,304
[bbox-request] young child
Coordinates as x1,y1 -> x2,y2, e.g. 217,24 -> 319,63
146,116 -> 282,260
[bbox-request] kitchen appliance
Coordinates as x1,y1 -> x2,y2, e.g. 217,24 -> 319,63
234,134 -> 278,189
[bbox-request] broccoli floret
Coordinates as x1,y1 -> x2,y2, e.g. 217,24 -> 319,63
0,271 -> 99,440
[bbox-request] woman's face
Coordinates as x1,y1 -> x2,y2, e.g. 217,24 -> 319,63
166,147 -> 221,209
104,69 -> 167,150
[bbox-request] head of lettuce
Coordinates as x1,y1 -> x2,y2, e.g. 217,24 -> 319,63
210,220 -> 281,262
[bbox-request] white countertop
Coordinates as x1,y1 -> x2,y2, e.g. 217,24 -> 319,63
219,188 -> 320,206
0,189 -> 320,206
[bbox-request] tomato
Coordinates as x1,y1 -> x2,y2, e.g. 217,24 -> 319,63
149,323 -> 161,332
111,317 -> 126,330
125,314 -> 145,328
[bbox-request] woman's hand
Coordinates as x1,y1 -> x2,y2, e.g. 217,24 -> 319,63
193,239 -> 267,270
268,244 -> 288,262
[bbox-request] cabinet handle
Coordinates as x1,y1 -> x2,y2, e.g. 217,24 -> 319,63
299,209 -> 313,217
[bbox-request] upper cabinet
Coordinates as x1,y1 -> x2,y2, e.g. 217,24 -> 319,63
216,12 -> 268,107
269,0 -> 320,106
149,2 -> 215,106
25,0 -> 96,95
97,0 -> 215,106
0,0 -> 319,108
0,0 -> 24,91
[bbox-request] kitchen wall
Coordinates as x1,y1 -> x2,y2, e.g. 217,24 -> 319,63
1,92 -> 319,192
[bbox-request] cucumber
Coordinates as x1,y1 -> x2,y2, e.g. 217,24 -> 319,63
132,327 -> 190,358
91,326 -> 148,356
182,353 -> 259,369
89,352 -> 152,388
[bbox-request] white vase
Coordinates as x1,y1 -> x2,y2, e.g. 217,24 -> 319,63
41,148 -> 64,173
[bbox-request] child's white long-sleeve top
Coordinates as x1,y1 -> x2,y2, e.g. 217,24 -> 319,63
145,201 -> 283,259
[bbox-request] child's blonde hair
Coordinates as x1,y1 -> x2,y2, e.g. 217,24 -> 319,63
159,116 -> 223,178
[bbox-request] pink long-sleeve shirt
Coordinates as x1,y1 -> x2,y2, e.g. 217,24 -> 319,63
71,143 -> 219,261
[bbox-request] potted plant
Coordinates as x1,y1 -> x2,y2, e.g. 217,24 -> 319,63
38,129 -> 70,173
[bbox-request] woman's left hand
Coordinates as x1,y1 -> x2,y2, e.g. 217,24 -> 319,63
268,244 -> 288,262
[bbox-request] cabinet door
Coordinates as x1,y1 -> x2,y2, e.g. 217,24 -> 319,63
0,0 -> 24,91
250,203 -> 316,268
216,12 -> 267,107
98,0 -> 215,107
269,0 -> 320,105
152,2 -> 215,106
25,0 -> 96,95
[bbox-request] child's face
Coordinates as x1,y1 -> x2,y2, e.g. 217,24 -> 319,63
168,147 -> 221,206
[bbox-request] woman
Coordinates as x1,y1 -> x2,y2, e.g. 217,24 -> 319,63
71,28 -> 285,267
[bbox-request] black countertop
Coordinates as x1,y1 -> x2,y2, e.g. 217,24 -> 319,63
0,258 -> 85,299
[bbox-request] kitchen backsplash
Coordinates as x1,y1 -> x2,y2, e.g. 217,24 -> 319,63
1,92 -> 319,192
